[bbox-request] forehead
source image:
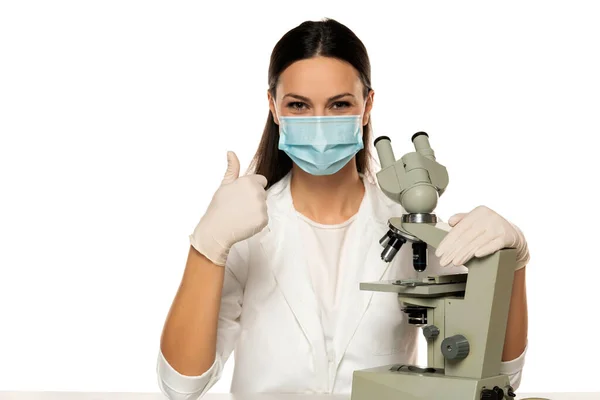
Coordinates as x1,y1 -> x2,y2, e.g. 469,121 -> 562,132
277,56 -> 362,98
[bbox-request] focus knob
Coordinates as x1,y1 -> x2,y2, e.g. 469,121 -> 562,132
422,325 -> 440,340
480,386 -> 504,400
441,334 -> 470,360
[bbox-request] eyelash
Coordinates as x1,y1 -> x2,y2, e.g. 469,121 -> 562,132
286,101 -> 351,110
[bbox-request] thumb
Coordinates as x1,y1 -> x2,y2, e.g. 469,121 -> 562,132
248,173 -> 268,189
448,212 -> 467,227
221,151 -> 240,185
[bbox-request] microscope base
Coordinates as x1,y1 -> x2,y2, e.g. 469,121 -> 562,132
351,364 -> 511,400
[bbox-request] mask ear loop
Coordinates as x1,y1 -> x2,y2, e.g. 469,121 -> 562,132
361,95 -> 378,184
361,96 -> 370,121
271,99 -> 282,125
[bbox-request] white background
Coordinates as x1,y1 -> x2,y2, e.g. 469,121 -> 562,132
1,0 -> 599,394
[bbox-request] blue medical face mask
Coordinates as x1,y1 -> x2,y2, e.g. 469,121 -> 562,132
275,103 -> 366,176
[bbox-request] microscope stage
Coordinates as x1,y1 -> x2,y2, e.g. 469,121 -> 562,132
360,274 -> 467,297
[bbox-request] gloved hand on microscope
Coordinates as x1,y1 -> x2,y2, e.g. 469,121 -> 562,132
435,205 -> 530,270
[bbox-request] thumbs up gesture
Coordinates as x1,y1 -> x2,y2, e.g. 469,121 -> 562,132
189,151 -> 269,266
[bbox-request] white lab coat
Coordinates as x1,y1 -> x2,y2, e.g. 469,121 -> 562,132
157,172 -> 524,398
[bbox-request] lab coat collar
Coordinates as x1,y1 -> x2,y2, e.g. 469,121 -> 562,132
260,172 -> 325,358
259,171 -> 399,372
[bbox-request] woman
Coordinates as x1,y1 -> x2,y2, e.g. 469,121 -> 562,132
157,18 -> 529,399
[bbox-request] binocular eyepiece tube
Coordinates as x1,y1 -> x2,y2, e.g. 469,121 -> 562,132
374,132 -> 436,167
411,131 -> 436,161
374,136 -> 395,169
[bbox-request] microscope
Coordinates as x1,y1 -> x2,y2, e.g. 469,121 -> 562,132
350,132 -> 518,400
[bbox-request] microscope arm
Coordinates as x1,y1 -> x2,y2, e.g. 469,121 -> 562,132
398,219 -> 447,249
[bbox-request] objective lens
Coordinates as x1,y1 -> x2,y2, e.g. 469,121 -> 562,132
412,242 -> 427,271
379,231 -> 391,246
381,234 -> 406,262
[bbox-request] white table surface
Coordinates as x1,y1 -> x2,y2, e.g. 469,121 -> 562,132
0,393 -> 598,400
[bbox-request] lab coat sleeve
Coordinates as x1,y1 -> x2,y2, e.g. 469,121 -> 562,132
499,342 -> 527,391
157,241 -> 247,400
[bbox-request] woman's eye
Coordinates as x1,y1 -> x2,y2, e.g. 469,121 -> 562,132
287,102 -> 306,110
285,101 -> 351,111
332,101 -> 351,109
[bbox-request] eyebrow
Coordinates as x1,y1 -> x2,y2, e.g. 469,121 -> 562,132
282,92 -> 356,103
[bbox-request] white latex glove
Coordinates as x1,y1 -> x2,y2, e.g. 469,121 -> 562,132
189,151 -> 268,266
434,205 -> 530,270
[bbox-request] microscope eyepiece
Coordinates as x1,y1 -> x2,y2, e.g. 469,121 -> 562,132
374,136 -> 396,169
374,135 -> 391,146
411,131 -> 436,161
411,131 -> 429,142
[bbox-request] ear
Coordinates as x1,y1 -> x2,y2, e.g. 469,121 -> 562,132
362,90 -> 374,126
267,90 -> 279,125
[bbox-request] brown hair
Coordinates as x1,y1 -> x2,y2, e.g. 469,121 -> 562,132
247,18 -> 374,189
